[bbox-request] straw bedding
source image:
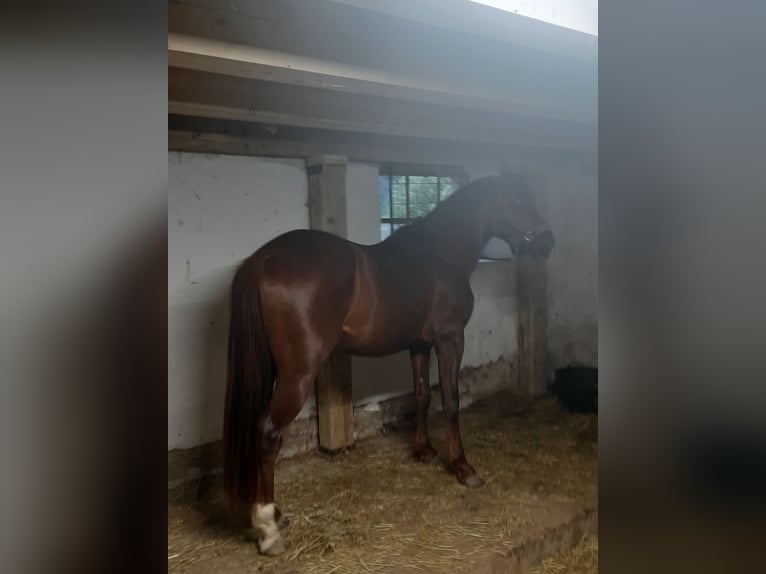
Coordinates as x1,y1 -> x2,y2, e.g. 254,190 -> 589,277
168,391 -> 597,573
531,535 -> 598,574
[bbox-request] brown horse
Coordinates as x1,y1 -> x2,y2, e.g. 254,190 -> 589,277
223,173 -> 554,554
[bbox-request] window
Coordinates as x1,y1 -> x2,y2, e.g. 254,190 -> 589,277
378,168 -> 466,240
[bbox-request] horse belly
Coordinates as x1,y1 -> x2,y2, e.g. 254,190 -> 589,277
339,314 -> 422,356
339,258 -> 431,356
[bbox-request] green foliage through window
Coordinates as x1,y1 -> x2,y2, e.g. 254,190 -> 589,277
379,174 -> 459,240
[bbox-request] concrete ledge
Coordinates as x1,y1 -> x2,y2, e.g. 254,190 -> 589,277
474,505 -> 598,573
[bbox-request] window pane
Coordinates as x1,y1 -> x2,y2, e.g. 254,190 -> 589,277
409,176 -> 438,217
391,176 -> 407,218
380,222 -> 392,240
439,176 -> 456,198
379,175 -> 390,218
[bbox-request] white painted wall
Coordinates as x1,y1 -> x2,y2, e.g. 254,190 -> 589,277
466,152 -> 598,371
544,157 -> 598,368
168,150 -> 596,451
168,153 -> 309,449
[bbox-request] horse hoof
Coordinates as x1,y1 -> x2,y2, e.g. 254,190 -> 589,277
259,534 -> 285,556
252,503 -> 286,556
463,474 -> 485,488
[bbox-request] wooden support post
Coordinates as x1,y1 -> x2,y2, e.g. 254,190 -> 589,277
306,155 -> 354,452
315,350 -> 353,452
517,254 -> 549,396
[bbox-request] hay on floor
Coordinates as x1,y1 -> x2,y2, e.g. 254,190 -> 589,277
168,391 -> 597,573
531,534 -> 598,574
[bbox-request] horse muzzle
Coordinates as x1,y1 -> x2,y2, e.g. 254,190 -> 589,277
519,228 -> 555,259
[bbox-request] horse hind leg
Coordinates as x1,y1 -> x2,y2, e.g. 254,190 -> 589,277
251,503 -> 284,556
251,269 -> 347,554
251,367 -> 318,555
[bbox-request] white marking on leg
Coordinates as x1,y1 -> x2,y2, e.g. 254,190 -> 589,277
251,503 -> 285,555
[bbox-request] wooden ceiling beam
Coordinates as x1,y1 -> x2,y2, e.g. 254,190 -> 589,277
168,32 -> 595,123
168,100 -> 593,151
167,68 -> 594,150
168,116 -> 591,167
168,128 -> 505,166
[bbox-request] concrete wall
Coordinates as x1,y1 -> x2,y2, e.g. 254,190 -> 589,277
168,150 -> 596,452
168,153 -> 309,449
466,152 -> 598,372
544,156 -> 598,369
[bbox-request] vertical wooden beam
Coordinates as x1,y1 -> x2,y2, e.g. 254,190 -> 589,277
306,155 -> 354,452
517,254 -> 549,396
315,350 -> 353,452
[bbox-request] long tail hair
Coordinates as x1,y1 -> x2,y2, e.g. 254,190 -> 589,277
222,265 -> 274,520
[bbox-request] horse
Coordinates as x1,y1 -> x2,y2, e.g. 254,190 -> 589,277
222,173 -> 554,554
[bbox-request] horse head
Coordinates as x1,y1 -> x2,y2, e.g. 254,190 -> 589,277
486,172 -> 555,259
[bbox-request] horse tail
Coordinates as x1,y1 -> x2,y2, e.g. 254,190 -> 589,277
223,264 -> 273,522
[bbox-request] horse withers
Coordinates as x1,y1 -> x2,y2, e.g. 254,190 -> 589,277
223,173 -> 554,554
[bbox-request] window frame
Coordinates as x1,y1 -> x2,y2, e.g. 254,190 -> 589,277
379,163 -> 469,239
378,164 -> 508,264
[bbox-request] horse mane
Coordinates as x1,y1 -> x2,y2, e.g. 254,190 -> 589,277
385,175 -> 505,245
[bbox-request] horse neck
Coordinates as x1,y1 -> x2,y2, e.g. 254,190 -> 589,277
418,194 -> 490,275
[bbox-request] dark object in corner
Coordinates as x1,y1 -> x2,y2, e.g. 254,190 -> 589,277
551,365 -> 597,413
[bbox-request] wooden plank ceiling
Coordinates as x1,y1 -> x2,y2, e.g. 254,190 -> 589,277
168,0 -> 597,163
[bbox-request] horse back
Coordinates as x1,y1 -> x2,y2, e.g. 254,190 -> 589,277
256,229 -> 356,287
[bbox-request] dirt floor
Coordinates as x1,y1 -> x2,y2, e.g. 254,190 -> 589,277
168,391 -> 597,573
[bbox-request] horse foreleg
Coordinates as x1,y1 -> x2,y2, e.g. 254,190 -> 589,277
435,333 -> 484,488
252,370 -> 316,555
410,347 -> 437,462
